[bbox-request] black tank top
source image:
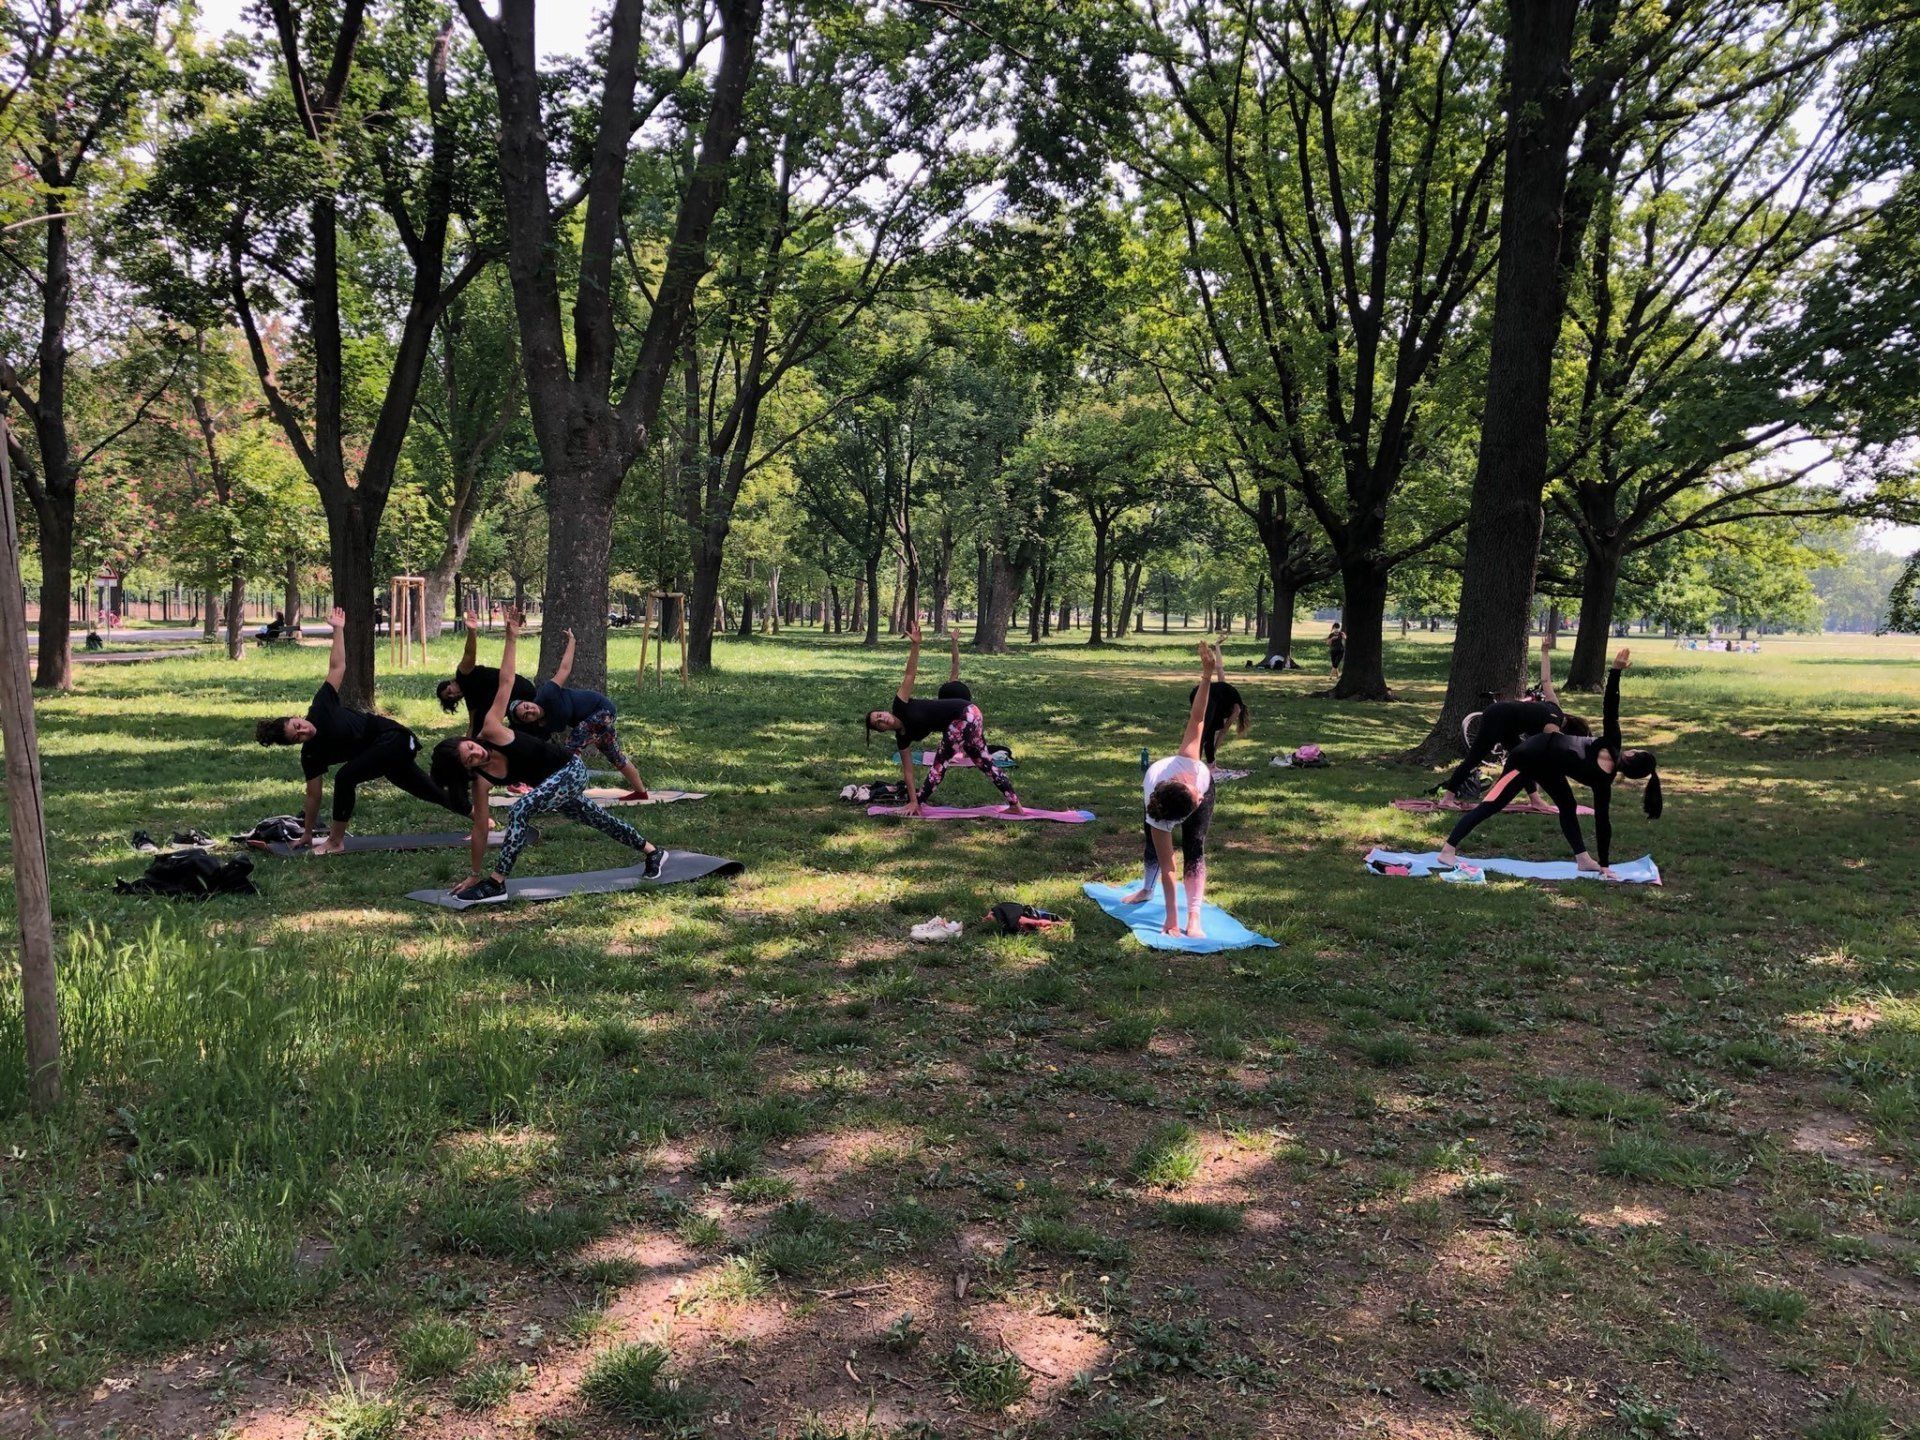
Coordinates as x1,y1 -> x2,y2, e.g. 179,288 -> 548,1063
482,731 -> 572,787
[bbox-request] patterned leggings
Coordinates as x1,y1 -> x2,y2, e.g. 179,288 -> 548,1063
497,757 -> 649,876
918,705 -> 1020,806
563,709 -> 629,769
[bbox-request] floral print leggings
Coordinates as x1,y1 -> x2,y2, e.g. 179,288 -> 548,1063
562,709 -> 629,769
497,756 -> 649,876
918,704 -> 1021,806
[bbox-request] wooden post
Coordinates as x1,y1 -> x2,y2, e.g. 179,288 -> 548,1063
636,593 -> 654,691
387,576 -> 427,668
0,408 -> 60,1113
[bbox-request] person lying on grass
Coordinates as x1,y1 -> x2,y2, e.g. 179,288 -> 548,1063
1436,636 -> 1589,803
1437,648 -> 1662,880
864,617 -> 1023,817
437,610 -> 535,735
254,607 -> 466,854
431,611 -> 664,905
504,625 -> 649,800
1125,641 -> 1220,938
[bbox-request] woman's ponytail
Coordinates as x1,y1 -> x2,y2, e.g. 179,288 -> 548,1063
1621,750 -> 1662,818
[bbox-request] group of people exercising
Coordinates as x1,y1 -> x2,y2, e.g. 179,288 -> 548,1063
254,608 -> 662,903
253,609 -> 1662,919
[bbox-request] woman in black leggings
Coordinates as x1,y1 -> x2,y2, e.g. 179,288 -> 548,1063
1186,643 -> 1249,765
1438,649 -> 1662,878
1438,638 -> 1588,799
254,608 -> 465,852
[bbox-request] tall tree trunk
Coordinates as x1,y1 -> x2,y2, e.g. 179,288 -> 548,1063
863,551 -> 882,646
226,570 -> 246,661
1086,527 -> 1109,646
542,465 -> 622,688
285,556 -> 304,632
1568,543 -> 1624,690
326,503 -> 382,709
1411,0 -> 1591,761
1268,567 -> 1299,665
738,557 -> 756,637
1120,562 -> 1143,640
202,589 -> 218,640
424,489 -> 482,637
29,496 -> 74,690
974,545 -> 1021,653
1331,553 -> 1393,699
850,575 -> 864,635
768,565 -> 780,634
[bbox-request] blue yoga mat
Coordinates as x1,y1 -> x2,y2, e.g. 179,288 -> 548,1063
1363,847 -> 1662,885
1082,880 -> 1280,953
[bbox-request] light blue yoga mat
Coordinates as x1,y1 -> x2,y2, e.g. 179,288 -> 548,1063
1083,880 -> 1280,953
1364,847 -> 1662,885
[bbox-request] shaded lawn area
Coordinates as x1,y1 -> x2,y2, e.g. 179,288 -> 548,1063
0,629 -> 1916,1439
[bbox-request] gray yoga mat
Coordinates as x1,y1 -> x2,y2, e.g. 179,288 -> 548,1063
405,851 -> 746,910
251,831 -> 503,856
488,787 -> 706,808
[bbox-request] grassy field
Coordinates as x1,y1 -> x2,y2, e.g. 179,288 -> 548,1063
0,626 -> 1916,1439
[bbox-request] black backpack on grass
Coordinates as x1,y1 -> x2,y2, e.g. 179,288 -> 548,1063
115,849 -> 258,899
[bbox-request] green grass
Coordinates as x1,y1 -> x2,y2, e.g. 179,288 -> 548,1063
579,1341 -> 703,1424
390,1315 -> 475,1380
1,628 -> 1918,1433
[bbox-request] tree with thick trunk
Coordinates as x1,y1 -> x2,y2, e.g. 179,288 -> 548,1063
1131,0 -> 1502,700
146,1 -> 488,706
3,1 -> 174,690
455,0 -> 765,691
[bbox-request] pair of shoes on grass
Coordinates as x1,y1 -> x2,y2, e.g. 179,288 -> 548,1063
131,828 -> 213,853
910,917 -> 963,943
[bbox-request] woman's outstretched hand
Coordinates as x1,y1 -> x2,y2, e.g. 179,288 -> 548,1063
1614,647 -> 1631,669
329,607 -> 346,629
906,616 -> 922,644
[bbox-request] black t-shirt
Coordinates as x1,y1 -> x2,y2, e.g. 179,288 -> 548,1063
481,730 -> 573,787
300,683 -> 406,779
457,665 -> 536,732
890,693 -> 970,751
1481,699 -> 1565,748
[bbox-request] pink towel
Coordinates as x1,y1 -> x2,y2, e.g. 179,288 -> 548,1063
867,803 -> 1094,823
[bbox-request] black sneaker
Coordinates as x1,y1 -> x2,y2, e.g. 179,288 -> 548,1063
642,846 -> 667,880
171,829 -> 214,848
131,830 -> 159,853
456,876 -> 509,906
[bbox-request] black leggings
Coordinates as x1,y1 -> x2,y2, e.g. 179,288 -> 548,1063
937,680 -> 971,701
1443,702 -> 1562,794
331,730 -> 456,823
1142,785 -> 1215,882
1445,768 -> 1587,857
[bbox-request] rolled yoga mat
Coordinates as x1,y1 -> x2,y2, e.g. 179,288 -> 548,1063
252,830 -> 503,856
407,851 -> 746,910
1391,796 -> 1593,815
866,803 -> 1094,823
1363,847 -> 1661,885
1082,880 -> 1279,954
490,788 -> 707,807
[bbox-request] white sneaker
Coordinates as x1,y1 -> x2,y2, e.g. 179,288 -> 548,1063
910,917 -> 963,943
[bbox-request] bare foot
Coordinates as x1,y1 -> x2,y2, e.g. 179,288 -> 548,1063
1004,802 -> 1025,815
1184,920 -> 1206,939
1121,889 -> 1149,905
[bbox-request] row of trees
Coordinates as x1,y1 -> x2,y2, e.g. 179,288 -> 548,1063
4,0 -> 1917,717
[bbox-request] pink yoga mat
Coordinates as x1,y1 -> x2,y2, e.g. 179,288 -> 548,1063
1393,797 -> 1594,816
867,803 -> 1095,823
